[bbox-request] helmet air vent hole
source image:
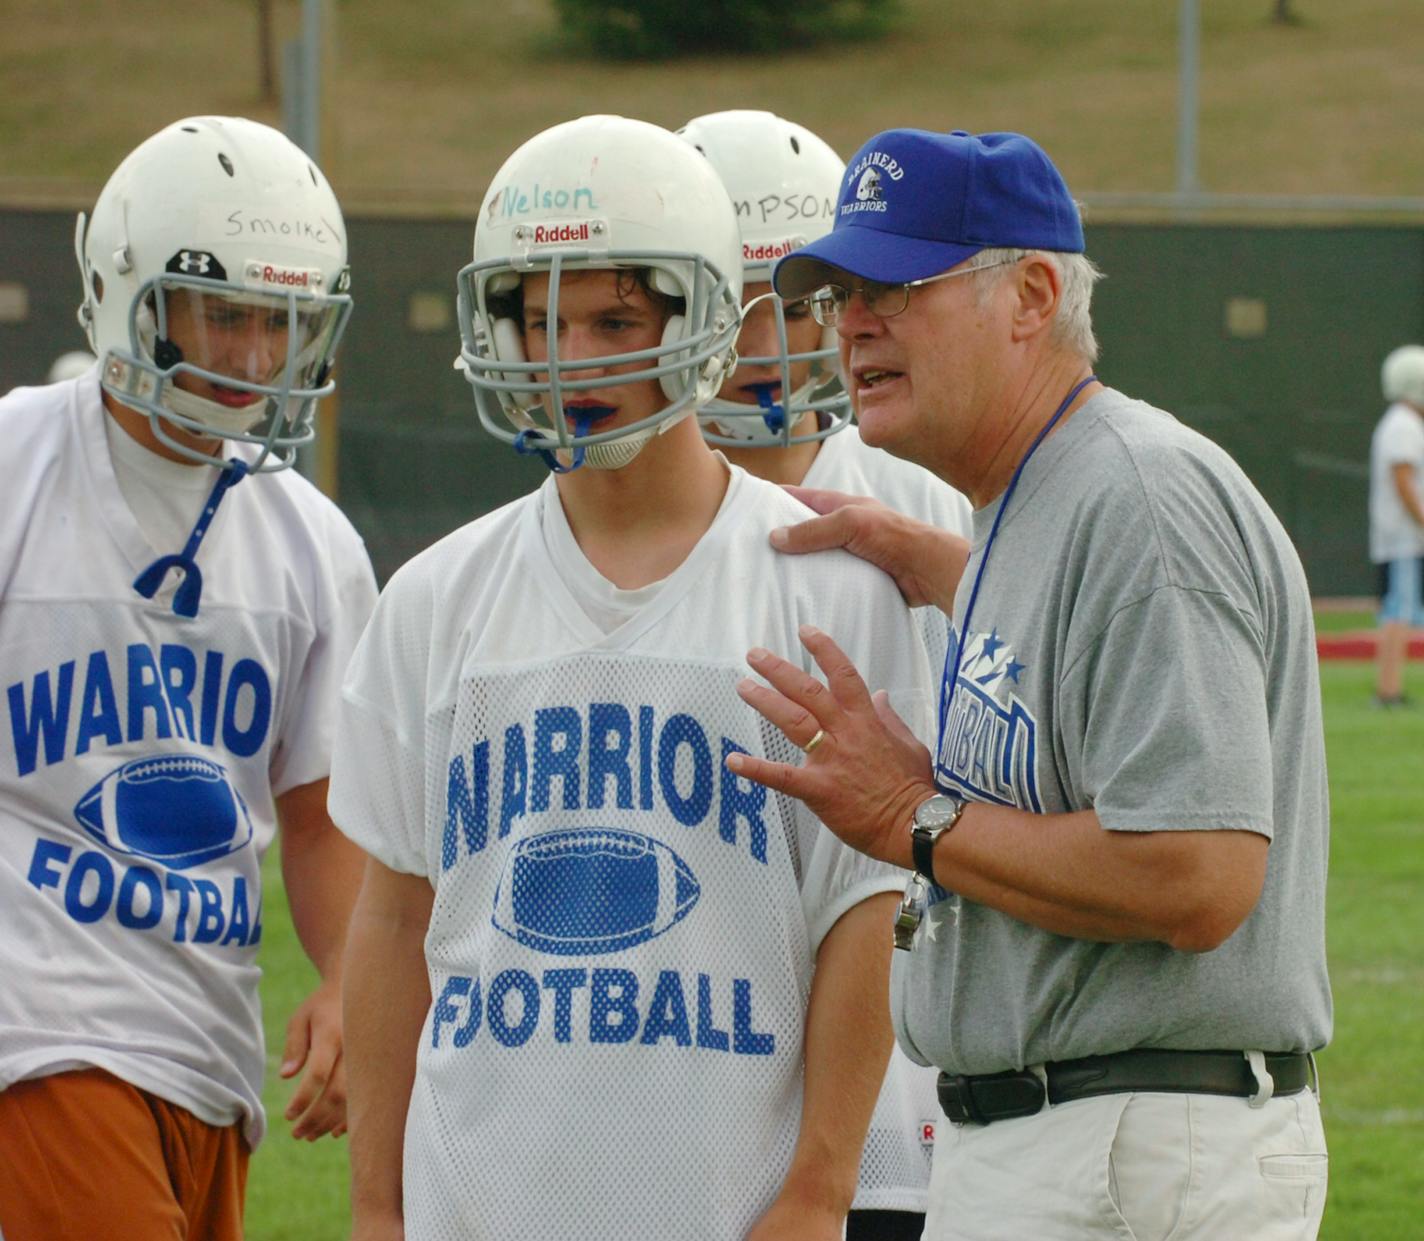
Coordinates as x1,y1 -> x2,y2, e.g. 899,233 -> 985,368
790,136 -> 801,154
309,164 -> 318,186
91,272 -> 104,302
218,153 -> 235,177
181,126 -> 198,134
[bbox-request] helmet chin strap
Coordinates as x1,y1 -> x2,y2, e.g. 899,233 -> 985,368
132,458 -> 249,618
514,407 -> 693,474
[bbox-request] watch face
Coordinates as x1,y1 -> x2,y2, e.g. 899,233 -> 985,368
915,795 -> 960,831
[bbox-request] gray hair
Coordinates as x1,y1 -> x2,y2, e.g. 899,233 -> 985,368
974,247 -> 1104,363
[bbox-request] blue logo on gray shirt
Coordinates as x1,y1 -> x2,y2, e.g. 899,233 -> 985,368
936,628 -> 1042,811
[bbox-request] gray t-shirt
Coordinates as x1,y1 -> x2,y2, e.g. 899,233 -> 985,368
891,388 -> 1332,1075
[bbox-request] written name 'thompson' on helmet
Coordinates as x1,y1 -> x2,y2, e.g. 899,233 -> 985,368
457,114 -> 743,472
76,116 -> 352,472
678,110 -> 850,449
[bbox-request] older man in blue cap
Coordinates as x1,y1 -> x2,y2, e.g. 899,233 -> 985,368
725,128 -> 1331,1239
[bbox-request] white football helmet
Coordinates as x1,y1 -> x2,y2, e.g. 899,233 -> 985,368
457,115 -> 743,472
678,110 -> 850,448
76,116 -> 352,471
1382,344 -> 1424,408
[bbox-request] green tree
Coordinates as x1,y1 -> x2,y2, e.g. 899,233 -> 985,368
553,0 -> 897,58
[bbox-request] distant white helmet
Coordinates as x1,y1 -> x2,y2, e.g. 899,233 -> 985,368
678,110 -> 850,448
1381,344 -> 1424,409
76,116 -> 353,471
47,351 -> 95,383
457,114 -> 742,472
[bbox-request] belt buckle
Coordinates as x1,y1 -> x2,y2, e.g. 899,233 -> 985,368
938,1068 -> 1047,1126
937,1074 -> 984,1126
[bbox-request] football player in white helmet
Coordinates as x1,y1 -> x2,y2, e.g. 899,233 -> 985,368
78,118 -> 352,475
334,114 -> 934,1241
0,117 -> 376,1241
681,110 -> 973,1241
457,115 -> 741,473
679,109 -> 851,476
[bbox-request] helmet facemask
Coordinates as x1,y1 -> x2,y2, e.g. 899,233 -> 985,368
676,110 -> 850,450
458,250 -> 740,473
699,289 -> 850,447
102,273 -> 350,472
75,115 -> 354,476
459,115 -> 745,473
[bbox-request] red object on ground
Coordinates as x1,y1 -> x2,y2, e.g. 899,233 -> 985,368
1316,631 -> 1424,660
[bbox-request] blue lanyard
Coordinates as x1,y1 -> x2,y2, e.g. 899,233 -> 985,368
935,375 -> 1099,758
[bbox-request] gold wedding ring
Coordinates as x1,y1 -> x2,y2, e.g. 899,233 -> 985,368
802,729 -> 826,754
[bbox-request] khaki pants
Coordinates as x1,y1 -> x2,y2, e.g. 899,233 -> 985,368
925,1088 -> 1327,1240
0,1068 -> 248,1241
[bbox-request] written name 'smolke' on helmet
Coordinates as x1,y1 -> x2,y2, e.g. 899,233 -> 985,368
677,110 -> 849,448
457,114 -> 744,472
76,116 -> 353,472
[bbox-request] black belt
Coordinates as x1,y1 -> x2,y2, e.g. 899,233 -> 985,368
937,1049 -> 1312,1127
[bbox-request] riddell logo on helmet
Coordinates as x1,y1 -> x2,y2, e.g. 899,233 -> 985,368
245,261 -> 322,290
743,238 -> 803,261
531,222 -> 591,245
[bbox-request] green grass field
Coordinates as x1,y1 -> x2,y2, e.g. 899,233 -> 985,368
243,655 -> 1424,1240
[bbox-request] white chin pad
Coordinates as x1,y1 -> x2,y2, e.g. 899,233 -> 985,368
165,383 -> 268,436
583,433 -> 651,471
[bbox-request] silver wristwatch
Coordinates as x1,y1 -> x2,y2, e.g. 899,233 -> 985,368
910,793 -> 965,882
893,793 -> 966,951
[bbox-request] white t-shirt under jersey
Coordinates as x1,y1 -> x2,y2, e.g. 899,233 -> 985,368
802,425 -> 973,1214
329,466 -> 933,1241
0,368 -> 377,1146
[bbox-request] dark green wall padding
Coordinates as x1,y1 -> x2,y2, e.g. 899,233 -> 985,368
4,210 -> 1419,591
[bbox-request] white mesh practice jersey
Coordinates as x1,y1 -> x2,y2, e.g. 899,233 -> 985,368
330,467 -> 933,1241
802,427 -> 972,1212
0,371 -> 377,1146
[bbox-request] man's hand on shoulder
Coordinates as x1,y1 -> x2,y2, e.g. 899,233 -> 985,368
775,485 -> 968,613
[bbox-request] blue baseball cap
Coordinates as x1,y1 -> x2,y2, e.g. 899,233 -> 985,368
773,129 -> 1083,299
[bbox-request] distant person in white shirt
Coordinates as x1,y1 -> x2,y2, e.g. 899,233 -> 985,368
1369,345 -> 1424,706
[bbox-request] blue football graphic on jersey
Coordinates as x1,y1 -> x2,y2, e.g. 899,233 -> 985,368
73,754 -> 254,870
492,828 -> 701,956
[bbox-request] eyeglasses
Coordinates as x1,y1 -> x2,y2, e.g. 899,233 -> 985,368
806,259 -> 1015,327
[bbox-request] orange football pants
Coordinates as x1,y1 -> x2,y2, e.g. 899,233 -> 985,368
0,1068 -> 248,1241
